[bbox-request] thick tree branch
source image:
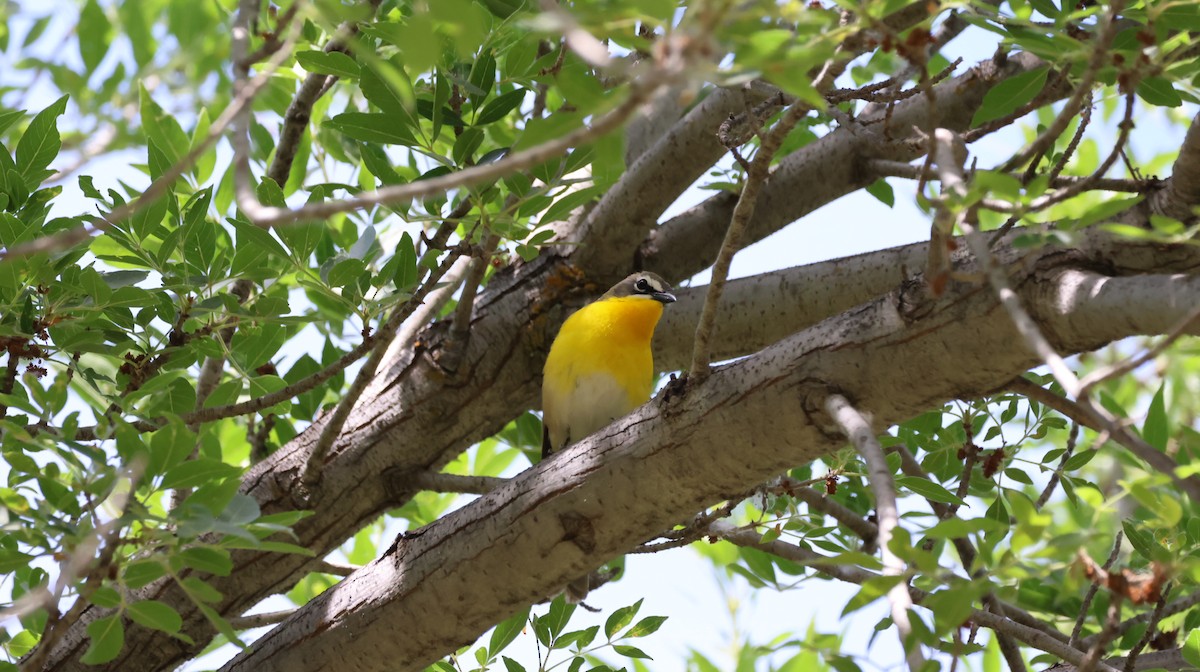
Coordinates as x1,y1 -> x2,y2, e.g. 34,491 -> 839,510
1152,112 -> 1200,222
213,234 -> 1199,672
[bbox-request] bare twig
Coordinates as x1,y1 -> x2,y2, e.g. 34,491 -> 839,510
827,58 -> 961,104
689,60 -> 835,382
409,472 -> 507,495
1079,304 -> 1200,393
1083,588 -> 1200,649
1077,598 -> 1123,672
791,485 -> 878,543
537,0 -> 611,69
997,0 -> 1127,174
1008,377 -> 1200,503
316,560 -> 357,577
438,233 -> 500,374
239,72 -> 672,229
228,609 -> 297,631
1123,583 -> 1170,672
969,610 -> 1118,672
301,246 -> 468,488
868,160 -> 1148,193
1036,421 -> 1078,509
826,393 -> 925,672
1072,532 -> 1124,647
931,127 -> 1083,397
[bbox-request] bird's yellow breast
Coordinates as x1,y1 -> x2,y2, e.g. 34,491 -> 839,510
542,296 -> 665,450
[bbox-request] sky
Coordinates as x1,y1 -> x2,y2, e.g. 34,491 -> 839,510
1,0 -> 1196,671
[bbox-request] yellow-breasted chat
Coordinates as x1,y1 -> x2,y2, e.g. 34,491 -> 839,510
541,272 -> 676,458
540,271 -> 675,604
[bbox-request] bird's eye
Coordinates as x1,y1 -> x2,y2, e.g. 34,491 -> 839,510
635,279 -> 651,292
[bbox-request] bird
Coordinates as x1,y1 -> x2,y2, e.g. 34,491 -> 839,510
541,271 -> 676,458
540,271 -> 676,604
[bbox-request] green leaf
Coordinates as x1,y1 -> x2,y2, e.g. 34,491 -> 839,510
895,476 -> 967,506
126,600 -> 183,635
1183,629 -> 1200,668
79,0 -> 113,72
475,89 -> 527,126
161,458 -> 243,489
502,656 -> 525,672
81,615 -> 124,664
1143,383 -> 1168,451
361,63 -> 414,118
180,546 -> 233,576
139,83 -> 190,166
1137,77 -> 1182,108
604,599 -> 642,639
865,179 -> 894,207
971,66 -> 1049,127
122,560 -> 166,589
326,113 -> 417,146
0,109 -> 23,136
613,644 -> 652,659
488,606 -> 530,656
1062,449 -> 1098,471
922,517 -> 1005,539
1079,196 -> 1142,227
544,597 -> 576,639
148,419 -> 196,478
393,231 -> 418,289
625,615 -> 667,638
15,94 -> 68,185
295,51 -> 360,79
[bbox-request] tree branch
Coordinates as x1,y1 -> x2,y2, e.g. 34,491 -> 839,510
825,393 -> 925,672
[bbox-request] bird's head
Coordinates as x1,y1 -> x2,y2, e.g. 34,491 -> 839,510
602,272 -> 677,304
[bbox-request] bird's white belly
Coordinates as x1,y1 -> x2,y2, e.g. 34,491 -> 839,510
562,371 -> 638,446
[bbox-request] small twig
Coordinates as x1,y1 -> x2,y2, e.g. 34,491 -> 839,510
826,58 -> 961,104
228,609 -> 297,631
826,393 -> 925,672
409,472 -> 508,495
381,254 -> 473,368
1071,532 -> 1124,647
1123,583 -> 1170,672
931,127 -> 1083,397
1045,92 -> 1093,185
1008,377 -> 1200,503
238,70 -> 673,229
1077,597 -> 1123,672
268,1 -> 384,185
301,246 -> 468,488
791,485 -> 878,543
537,0 -> 611,69
868,160 -> 1149,193
969,610 -> 1119,672
315,560 -> 357,577
984,594 -> 1030,672
439,233 -> 501,374
997,0 -> 1127,174
689,60 -> 835,382
1036,421 -> 1078,509
1083,588 -> 1200,648
1079,304 -> 1200,393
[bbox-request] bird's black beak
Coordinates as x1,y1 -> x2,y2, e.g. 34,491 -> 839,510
653,291 -> 677,304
